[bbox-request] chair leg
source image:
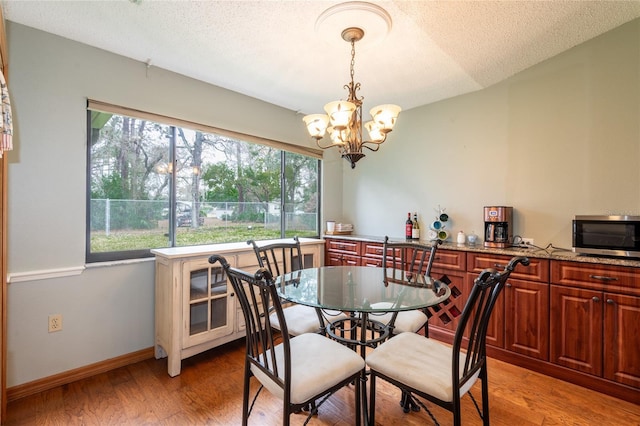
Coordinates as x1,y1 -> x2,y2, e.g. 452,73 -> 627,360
355,373 -> 362,426
242,365 -> 251,426
283,400 -> 290,426
422,308 -> 430,338
400,391 -> 420,412
369,373 -> 376,425
452,393 -> 461,426
481,367 -> 490,426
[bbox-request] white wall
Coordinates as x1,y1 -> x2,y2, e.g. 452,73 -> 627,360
340,19 -> 640,248
5,22 -> 341,387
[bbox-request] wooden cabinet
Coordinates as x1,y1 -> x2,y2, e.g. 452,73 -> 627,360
153,239 -> 323,376
467,253 -> 550,360
551,261 -> 640,388
322,236 -> 640,402
325,238 -> 361,266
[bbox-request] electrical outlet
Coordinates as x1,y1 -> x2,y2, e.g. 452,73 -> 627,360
48,314 -> 62,333
521,238 -> 534,246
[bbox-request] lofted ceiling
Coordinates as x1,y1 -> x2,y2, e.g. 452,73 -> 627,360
3,0 -> 640,115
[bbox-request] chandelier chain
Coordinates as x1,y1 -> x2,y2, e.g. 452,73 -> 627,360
350,39 -> 356,89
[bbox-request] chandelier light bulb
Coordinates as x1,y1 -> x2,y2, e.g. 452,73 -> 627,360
327,126 -> 347,145
324,101 -> 356,131
370,104 -> 401,133
365,121 -> 385,143
303,114 -> 329,139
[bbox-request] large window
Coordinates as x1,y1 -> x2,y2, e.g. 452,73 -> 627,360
86,101 -> 321,262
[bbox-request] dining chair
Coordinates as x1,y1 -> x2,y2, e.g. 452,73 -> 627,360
208,254 -> 365,426
248,237 -> 347,336
366,256 -> 530,426
367,237 -> 442,336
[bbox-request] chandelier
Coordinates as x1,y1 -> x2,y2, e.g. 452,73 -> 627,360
303,26 -> 401,169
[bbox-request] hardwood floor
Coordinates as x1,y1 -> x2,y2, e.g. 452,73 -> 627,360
5,338 -> 640,425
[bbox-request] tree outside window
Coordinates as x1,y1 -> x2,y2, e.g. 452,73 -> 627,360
87,108 -> 320,262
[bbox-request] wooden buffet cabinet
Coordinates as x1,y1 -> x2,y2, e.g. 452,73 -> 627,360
152,238 -> 323,377
324,235 -> 640,404
550,261 -> 640,390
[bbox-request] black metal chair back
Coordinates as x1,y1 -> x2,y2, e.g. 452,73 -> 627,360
379,237 -> 443,337
209,254 -> 363,426
211,255 -> 289,379
247,237 -> 332,336
248,236 -> 303,276
210,254 -> 293,424
449,255 -> 530,424
366,255 -> 530,426
382,236 -> 442,274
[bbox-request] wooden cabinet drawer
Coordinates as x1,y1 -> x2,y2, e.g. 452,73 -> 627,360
467,252 -> 549,282
361,241 -> 384,258
432,249 -> 466,271
326,239 -> 361,256
325,252 -> 361,266
551,260 -> 640,296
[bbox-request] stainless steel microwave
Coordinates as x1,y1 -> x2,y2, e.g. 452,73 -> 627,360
573,215 -> 640,258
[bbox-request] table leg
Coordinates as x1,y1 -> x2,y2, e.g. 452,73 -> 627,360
400,391 -> 421,413
359,312 -> 370,425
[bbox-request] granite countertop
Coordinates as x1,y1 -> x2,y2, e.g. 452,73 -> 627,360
323,233 -> 640,268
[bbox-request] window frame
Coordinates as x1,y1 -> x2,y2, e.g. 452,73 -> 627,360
86,100 -> 322,263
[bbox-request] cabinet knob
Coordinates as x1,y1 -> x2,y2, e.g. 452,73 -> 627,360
230,292 -> 235,297
592,296 -> 600,302
505,283 -> 512,288
606,298 -> 614,304
494,263 -> 507,269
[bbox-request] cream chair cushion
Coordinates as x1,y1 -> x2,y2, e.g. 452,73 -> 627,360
365,332 -> 480,402
367,302 -> 428,334
250,333 -> 365,404
269,305 -> 348,336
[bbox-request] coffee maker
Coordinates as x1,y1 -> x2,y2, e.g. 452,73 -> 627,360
484,206 -> 513,248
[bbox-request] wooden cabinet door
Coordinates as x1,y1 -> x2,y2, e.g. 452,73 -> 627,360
550,285 -> 602,376
182,258 -> 235,349
504,278 -> 549,360
604,293 -> 640,388
464,271 -> 504,348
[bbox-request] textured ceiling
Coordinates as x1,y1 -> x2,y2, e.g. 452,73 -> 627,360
3,0 -> 640,115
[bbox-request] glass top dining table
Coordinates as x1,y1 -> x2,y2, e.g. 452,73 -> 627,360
275,265 -> 451,315
276,265 -> 451,425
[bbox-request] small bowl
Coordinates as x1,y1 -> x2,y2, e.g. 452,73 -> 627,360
432,220 -> 442,230
438,230 -> 449,240
439,213 -> 449,222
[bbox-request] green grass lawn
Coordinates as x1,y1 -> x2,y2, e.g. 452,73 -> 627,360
90,224 -> 318,253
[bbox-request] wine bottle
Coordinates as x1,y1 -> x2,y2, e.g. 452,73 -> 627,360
412,213 -> 420,240
405,212 -> 413,240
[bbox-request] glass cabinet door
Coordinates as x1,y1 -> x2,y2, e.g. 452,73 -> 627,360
183,258 -> 235,348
